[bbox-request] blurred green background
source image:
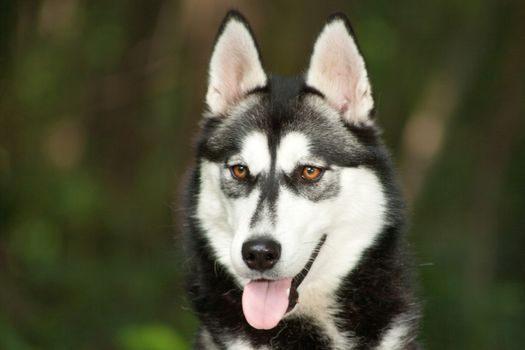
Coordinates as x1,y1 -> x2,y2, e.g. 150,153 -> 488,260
1,0 -> 524,349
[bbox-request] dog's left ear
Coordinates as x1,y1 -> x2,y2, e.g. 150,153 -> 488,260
206,11 -> 267,115
306,15 -> 374,126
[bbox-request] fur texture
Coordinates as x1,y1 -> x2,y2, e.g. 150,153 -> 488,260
182,10 -> 420,349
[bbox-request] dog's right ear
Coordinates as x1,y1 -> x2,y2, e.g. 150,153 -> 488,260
206,11 -> 267,115
305,14 -> 374,126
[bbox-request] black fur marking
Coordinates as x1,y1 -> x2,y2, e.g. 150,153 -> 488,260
299,85 -> 325,99
249,172 -> 279,228
334,224 -> 419,349
288,234 -> 327,311
246,85 -> 270,96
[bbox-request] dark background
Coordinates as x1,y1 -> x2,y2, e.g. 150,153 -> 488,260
1,0 -> 524,349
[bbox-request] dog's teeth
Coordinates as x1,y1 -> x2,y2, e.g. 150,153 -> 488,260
286,288 -> 290,296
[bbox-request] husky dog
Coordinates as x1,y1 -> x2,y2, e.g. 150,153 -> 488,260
183,10 -> 420,350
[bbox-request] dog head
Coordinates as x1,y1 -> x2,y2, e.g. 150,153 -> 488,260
194,11 -> 390,330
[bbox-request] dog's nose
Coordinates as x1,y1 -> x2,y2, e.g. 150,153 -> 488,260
242,238 -> 281,271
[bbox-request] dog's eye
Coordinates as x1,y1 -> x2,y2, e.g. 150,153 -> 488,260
301,166 -> 324,182
230,164 -> 250,180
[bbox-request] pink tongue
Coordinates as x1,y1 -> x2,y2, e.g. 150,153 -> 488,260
242,278 -> 292,330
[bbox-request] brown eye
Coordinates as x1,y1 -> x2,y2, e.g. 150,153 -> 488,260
230,164 -> 249,180
301,166 -> 324,182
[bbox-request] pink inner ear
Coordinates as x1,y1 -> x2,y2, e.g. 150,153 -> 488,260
214,52 -> 243,102
306,20 -> 374,125
340,101 -> 349,114
206,20 -> 267,115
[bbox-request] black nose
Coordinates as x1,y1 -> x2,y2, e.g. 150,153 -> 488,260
242,238 -> 281,271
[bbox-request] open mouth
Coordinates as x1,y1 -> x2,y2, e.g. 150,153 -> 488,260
241,234 -> 327,330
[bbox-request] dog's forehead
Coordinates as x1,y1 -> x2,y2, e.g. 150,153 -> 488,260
222,100 -> 360,167
203,76 -> 366,166
237,130 -> 311,174
238,132 -> 271,174
275,132 -> 311,172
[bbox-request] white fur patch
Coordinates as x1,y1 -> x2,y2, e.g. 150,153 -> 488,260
206,17 -> 267,114
302,167 -> 386,289
225,339 -> 269,350
282,167 -> 386,349
376,321 -> 410,350
197,159 -> 262,285
306,19 -> 374,125
228,186 -> 265,281
237,132 -> 271,175
197,160 -> 235,275
200,329 -> 219,350
276,132 -> 315,173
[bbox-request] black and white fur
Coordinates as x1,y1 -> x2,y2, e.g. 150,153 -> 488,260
183,10 -> 420,350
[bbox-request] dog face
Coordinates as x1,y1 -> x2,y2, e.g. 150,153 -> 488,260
194,12 -> 388,329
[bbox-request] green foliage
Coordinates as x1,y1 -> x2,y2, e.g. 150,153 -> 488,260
117,324 -> 189,350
